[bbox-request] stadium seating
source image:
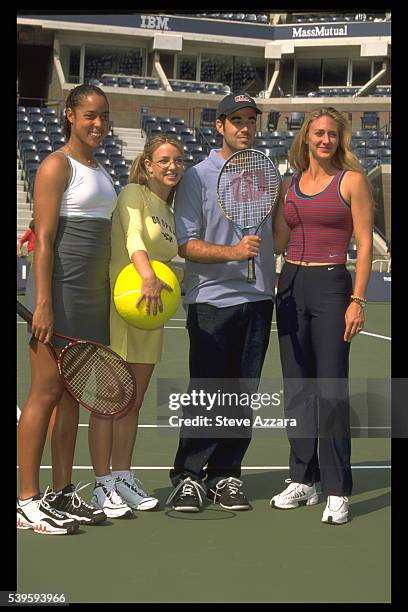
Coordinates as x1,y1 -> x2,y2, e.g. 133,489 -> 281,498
192,12 -> 269,24
361,112 -> 379,130
17,104 -> 125,200
286,112 -> 304,130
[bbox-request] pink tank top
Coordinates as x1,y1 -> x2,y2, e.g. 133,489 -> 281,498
283,170 -> 353,263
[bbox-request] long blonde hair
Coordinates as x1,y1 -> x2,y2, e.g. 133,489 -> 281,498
289,107 -> 364,174
128,135 -> 184,205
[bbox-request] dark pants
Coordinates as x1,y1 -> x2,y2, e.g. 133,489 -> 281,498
170,300 -> 273,490
276,262 -> 353,496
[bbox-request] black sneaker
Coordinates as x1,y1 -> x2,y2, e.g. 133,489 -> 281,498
17,488 -> 79,535
52,483 -> 107,525
166,477 -> 206,512
207,477 -> 251,510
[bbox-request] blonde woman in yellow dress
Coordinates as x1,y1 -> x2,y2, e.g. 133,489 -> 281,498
89,135 -> 185,517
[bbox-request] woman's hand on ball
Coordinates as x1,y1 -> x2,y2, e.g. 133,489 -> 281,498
137,274 -> 173,315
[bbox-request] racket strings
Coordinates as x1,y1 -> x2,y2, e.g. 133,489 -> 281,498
61,344 -> 135,415
219,150 -> 280,228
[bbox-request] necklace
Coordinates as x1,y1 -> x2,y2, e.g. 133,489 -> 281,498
66,144 -> 96,166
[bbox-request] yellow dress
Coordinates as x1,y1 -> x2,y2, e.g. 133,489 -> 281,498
109,183 -> 183,363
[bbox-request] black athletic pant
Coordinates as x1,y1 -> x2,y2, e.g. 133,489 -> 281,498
276,262 -> 353,496
170,300 -> 273,490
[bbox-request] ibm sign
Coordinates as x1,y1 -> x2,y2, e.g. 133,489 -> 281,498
140,15 -> 170,30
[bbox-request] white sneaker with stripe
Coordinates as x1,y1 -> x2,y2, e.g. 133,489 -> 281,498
114,472 -> 159,511
270,478 -> 319,509
17,488 -> 79,535
91,479 -> 133,519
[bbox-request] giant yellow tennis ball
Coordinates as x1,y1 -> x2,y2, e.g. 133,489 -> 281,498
113,260 -> 181,330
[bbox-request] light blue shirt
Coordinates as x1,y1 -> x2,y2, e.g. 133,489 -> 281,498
174,149 -> 275,307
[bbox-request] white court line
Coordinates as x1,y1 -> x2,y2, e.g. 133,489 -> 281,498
17,319 -> 391,340
76,423 -> 390,430
17,465 -> 391,470
360,331 -> 391,340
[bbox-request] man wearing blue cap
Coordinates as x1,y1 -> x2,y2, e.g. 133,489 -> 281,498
167,93 -> 275,512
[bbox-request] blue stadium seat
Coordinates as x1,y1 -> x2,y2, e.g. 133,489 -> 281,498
18,135 -> 35,156
270,145 -> 287,162
181,136 -> 198,146
111,157 -> 126,170
353,129 -> 378,139
24,163 -> 40,191
147,79 -> 161,90
105,144 -> 122,157
192,153 -> 208,164
95,153 -> 109,165
20,143 -> 37,163
361,158 -> 377,173
33,134 -> 51,145
118,76 -> 133,88
44,116 -> 59,126
31,126 -> 47,137
41,107 -> 57,117
165,127 -> 179,137
26,106 -> 42,115
17,123 -> 32,137
361,112 -> 379,130
379,148 -> 391,160
104,165 -> 116,177
17,111 -> 28,121
133,78 -> 147,89
102,76 -> 119,87
179,129 -> 195,140
364,148 -> 379,159
354,147 -> 366,159
287,112 -> 304,130
149,127 -> 163,137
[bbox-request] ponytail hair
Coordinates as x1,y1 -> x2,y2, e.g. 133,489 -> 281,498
128,135 -> 184,205
63,84 -> 108,140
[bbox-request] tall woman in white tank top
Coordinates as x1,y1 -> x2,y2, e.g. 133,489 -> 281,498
17,85 -> 117,534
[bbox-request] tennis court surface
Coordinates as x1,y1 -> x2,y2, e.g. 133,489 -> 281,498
17,297 -> 391,603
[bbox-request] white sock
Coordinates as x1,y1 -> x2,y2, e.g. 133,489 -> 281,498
112,470 -> 132,481
96,474 -> 114,486
19,496 -> 34,505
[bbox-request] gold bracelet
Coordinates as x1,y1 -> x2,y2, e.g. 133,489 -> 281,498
350,295 -> 367,307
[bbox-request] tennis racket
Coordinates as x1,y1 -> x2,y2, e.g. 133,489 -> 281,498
17,300 -> 136,417
217,148 -> 281,283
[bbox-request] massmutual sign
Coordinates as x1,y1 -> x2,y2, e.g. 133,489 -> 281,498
292,25 -> 348,38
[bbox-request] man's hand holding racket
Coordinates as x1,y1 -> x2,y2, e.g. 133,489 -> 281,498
231,235 -> 261,261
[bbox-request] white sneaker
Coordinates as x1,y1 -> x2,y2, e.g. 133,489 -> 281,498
115,472 -> 159,511
17,488 -> 79,535
270,478 -> 320,509
321,496 -> 349,524
91,479 -> 133,519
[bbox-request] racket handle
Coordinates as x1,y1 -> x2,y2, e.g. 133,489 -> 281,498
247,258 -> 256,284
17,300 -> 33,325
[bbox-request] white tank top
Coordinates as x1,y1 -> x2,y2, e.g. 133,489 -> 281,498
57,152 -> 117,219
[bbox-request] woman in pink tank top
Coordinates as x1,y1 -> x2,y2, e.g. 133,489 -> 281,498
270,107 -> 374,525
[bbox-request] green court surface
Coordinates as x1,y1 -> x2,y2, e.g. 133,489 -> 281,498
17,299 -> 391,604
